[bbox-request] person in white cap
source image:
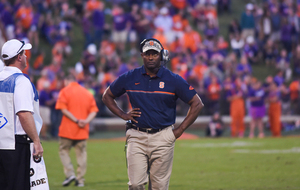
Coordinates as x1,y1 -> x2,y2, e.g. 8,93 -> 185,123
102,38 -> 204,190
240,3 -> 255,41
154,7 -> 174,42
0,39 -> 44,190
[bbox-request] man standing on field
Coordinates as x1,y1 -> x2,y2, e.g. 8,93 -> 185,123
102,38 -> 203,190
55,74 -> 98,187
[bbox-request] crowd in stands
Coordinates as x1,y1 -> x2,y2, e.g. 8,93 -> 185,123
0,0 -> 300,138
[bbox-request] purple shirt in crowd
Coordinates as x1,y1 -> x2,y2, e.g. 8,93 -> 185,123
93,10 -> 105,30
39,90 -> 52,107
281,24 -> 293,41
204,27 -> 219,38
113,13 -> 129,31
82,16 -> 92,34
226,84 -> 244,99
1,8 -> 14,26
248,88 -> 265,107
31,13 -> 40,27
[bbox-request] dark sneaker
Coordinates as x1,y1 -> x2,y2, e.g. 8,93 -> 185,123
62,175 -> 76,186
75,180 -> 84,187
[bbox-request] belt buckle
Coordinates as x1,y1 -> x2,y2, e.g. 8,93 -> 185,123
146,128 -> 152,133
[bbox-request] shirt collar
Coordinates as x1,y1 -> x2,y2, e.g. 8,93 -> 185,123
69,82 -> 79,86
141,65 -> 164,78
3,66 -> 22,73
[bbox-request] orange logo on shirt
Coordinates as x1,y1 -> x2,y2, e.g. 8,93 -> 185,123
135,83 -> 140,85
189,86 -> 194,90
159,82 -> 165,89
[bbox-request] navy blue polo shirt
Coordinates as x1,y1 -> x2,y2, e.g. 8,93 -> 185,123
109,66 -> 196,129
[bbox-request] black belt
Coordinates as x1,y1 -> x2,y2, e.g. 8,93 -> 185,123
15,135 -> 33,144
127,126 -> 166,134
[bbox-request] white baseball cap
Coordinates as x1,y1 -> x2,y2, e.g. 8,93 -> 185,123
246,3 -> 254,10
160,7 -> 168,15
87,43 -> 97,55
1,39 -> 32,60
142,40 -> 162,53
246,35 -> 254,44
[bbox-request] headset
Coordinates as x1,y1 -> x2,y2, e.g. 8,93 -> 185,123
140,38 -> 170,65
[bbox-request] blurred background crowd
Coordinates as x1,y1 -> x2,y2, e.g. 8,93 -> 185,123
0,0 -> 300,139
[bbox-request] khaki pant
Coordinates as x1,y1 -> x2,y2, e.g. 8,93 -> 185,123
126,126 -> 176,190
59,137 -> 87,184
241,29 -> 255,41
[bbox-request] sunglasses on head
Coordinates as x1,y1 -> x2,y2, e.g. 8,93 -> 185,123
16,41 -> 25,54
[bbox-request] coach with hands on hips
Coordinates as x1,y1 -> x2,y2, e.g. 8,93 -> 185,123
102,38 -> 204,190
0,39 -> 43,190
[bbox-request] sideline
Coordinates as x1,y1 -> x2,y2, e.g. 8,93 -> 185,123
90,115 -> 300,131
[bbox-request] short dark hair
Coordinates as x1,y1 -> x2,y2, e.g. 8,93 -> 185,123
3,50 -> 24,66
64,74 -> 76,81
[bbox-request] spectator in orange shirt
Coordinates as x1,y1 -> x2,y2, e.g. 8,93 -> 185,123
55,74 -> 98,187
226,78 -> 246,137
266,82 -> 281,137
172,10 -> 189,40
217,36 -> 229,51
207,75 -> 222,115
170,36 -> 184,54
205,4 -> 218,22
182,25 -> 202,53
15,2 -> 33,31
170,54 -> 180,72
37,69 -> 51,91
191,55 -> 208,81
170,0 -> 187,10
289,77 -> 300,115
33,51 -> 44,71
86,0 -> 102,11
152,28 -> 168,50
99,38 -> 116,60
171,53 -> 188,79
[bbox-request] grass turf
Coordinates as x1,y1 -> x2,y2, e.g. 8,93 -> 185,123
44,137 -> 300,190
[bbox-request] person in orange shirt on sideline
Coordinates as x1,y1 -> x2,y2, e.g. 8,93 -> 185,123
289,77 -> 300,115
226,78 -> 246,137
55,74 -> 98,187
207,75 -> 222,115
182,25 -> 202,53
266,82 -> 281,137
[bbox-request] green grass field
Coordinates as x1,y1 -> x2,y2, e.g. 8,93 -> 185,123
44,137 -> 300,190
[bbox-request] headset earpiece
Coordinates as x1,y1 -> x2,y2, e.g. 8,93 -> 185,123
161,49 -> 170,64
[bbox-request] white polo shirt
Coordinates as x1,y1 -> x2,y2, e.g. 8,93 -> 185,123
0,66 -> 42,135
0,59 -> 4,71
